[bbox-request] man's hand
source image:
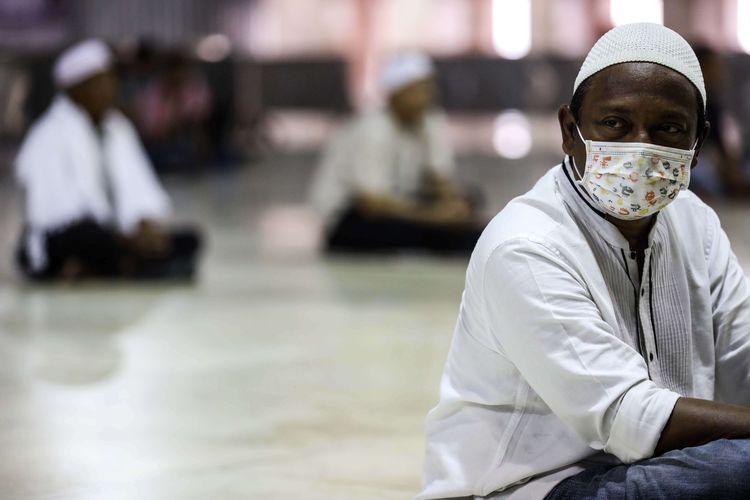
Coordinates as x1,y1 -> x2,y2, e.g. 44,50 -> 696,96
420,198 -> 473,226
357,192 -> 473,226
423,173 -> 464,203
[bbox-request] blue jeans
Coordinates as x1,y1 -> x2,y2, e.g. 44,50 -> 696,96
545,439 -> 750,499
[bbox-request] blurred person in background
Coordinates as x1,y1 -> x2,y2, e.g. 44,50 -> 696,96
309,52 -> 483,255
136,51 -> 212,172
690,44 -> 750,198
15,39 -> 202,282
419,24 -> 750,500
117,39 -> 158,125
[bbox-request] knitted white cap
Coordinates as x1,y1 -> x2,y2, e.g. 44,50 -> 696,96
574,23 -> 706,109
53,39 -> 112,89
381,52 -> 434,96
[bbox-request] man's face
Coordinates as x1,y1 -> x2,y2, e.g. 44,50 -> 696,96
559,62 -> 709,174
389,78 -> 436,126
68,70 -> 118,122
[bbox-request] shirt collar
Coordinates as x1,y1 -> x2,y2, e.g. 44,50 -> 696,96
555,156 -> 665,251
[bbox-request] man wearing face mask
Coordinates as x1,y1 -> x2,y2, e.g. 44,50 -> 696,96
418,24 -> 750,500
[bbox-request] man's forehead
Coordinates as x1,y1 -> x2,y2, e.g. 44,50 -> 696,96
585,62 -> 700,107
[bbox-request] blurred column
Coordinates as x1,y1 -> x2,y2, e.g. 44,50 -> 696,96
663,0 -> 693,34
688,0 -> 729,47
469,0 -> 488,53
531,0 -> 547,57
544,0 -> 595,57
735,0 -> 750,53
429,0 -> 473,55
350,0 -> 378,109
590,0 -> 613,39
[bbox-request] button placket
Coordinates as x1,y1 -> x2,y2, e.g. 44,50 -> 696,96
639,248 -> 658,368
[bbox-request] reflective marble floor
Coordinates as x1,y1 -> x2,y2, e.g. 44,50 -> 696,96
0,150 -> 749,499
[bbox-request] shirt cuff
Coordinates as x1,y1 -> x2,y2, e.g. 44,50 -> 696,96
605,381 -> 680,463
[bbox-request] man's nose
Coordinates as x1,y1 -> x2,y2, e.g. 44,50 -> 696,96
631,127 -> 653,144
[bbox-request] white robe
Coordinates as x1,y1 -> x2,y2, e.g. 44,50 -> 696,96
309,109 -> 455,230
15,95 -> 171,271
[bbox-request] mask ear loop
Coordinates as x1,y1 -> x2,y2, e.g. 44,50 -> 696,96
570,124 -> 587,183
680,136 -> 700,192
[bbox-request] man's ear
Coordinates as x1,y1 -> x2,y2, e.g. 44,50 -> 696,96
558,105 -> 577,156
690,120 -> 711,168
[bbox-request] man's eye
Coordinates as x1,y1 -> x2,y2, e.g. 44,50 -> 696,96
661,124 -> 684,134
601,118 -> 623,128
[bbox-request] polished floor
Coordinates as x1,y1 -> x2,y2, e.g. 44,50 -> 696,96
1,149 -> 750,499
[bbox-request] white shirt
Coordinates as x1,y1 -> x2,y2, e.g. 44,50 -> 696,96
418,158 -> 750,499
309,109 -> 455,229
15,95 -> 171,271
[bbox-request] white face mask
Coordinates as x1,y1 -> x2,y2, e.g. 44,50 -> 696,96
573,126 -> 697,221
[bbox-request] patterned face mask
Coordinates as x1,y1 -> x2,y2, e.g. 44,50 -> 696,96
572,126 -> 697,221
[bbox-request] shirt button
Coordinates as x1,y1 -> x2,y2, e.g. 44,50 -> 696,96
649,353 -> 654,361
641,289 -> 645,296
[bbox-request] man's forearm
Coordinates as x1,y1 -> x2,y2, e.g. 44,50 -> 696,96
655,397 -> 750,455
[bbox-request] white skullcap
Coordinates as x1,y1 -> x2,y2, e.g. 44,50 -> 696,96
381,52 -> 434,95
53,39 -> 112,89
574,23 -> 706,109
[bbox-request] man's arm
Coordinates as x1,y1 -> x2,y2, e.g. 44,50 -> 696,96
656,398 -> 750,455
655,207 -> 750,455
484,239 -> 680,463
356,191 -> 471,226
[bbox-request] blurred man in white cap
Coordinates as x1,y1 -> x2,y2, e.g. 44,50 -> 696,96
309,51 -> 483,254
419,23 -> 750,499
15,39 -> 202,281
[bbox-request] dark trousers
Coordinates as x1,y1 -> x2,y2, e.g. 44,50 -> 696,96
17,219 -> 202,281
544,439 -> 750,500
326,207 -> 483,256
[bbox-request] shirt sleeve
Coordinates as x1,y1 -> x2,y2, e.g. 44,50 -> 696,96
106,114 -> 171,232
424,111 -> 455,177
309,128 -> 352,223
15,124 -> 83,230
706,209 -> 750,405
483,238 -> 679,463
350,118 -> 398,196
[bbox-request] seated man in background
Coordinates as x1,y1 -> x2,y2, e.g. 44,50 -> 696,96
690,44 -> 750,198
310,52 -> 483,255
15,39 -> 202,281
419,23 -> 750,499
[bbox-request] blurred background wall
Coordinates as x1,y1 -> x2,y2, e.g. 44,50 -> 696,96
0,0 -> 749,165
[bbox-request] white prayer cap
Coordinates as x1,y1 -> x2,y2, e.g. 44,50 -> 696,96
574,23 -> 706,109
381,52 -> 434,96
53,39 -> 113,89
